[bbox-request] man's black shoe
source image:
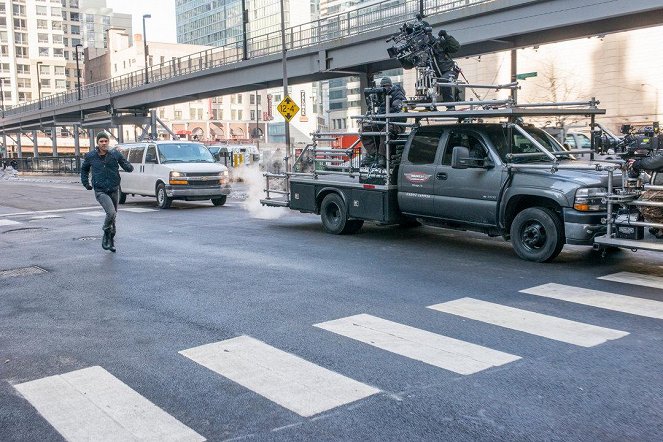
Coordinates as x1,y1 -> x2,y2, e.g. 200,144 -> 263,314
108,236 -> 116,253
102,230 -> 111,250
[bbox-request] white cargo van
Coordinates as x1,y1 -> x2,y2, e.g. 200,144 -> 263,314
116,141 -> 231,209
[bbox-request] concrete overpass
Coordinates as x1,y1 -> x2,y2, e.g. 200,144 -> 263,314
2,0 -> 663,155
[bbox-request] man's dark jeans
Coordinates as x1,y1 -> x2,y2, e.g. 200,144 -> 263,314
95,189 -> 119,231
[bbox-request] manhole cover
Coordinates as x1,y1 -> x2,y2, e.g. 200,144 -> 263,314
76,236 -> 101,241
0,266 -> 48,279
3,227 -> 48,234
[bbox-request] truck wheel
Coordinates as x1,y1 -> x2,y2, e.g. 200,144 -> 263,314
118,189 -> 127,204
510,207 -> 564,262
345,219 -> 364,234
320,193 -> 354,234
156,183 -> 172,209
211,195 -> 227,206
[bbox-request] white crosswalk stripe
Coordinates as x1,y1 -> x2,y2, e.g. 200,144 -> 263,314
78,211 -> 106,217
599,271 -> 663,290
0,219 -> 21,226
314,314 -> 520,375
520,283 -> 663,320
120,208 -> 158,213
180,335 -> 379,417
29,215 -> 63,220
428,297 -> 629,347
14,366 -> 205,442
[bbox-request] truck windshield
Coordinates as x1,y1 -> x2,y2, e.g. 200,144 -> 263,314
157,143 -> 215,163
485,126 -> 571,163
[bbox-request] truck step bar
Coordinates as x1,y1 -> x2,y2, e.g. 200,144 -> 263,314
260,198 -> 290,208
594,235 -> 663,252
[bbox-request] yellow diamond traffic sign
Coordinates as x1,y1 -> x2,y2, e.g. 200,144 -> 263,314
277,95 -> 300,122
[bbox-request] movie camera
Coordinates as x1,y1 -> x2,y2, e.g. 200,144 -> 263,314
618,123 -> 660,159
386,18 -> 435,70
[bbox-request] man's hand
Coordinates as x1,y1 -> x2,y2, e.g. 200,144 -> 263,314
84,184 -> 93,190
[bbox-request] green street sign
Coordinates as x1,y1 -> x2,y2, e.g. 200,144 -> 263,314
516,72 -> 538,80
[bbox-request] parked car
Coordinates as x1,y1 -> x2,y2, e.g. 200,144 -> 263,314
116,141 -> 231,208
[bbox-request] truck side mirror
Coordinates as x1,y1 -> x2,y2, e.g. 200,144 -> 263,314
451,146 -> 470,169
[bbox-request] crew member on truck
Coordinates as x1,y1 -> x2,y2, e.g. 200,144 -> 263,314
360,76 -> 407,168
629,152 -> 663,238
431,29 -> 461,108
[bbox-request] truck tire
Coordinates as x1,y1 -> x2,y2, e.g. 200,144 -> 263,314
211,195 -> 227,206
156,183 -> 172,209
320,193 -> 357,234
510,207 -> 564,262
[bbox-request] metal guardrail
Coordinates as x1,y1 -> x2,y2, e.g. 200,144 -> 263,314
11,156 -> 82,174
2,0 -> 493,118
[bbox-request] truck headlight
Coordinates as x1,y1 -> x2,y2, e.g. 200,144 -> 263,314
169,171 -> 188,185
574,187 -> 607,211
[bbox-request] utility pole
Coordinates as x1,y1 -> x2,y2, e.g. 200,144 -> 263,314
75,44 -> 83,100
142,14 -> 151,84
280,0 -> 290,171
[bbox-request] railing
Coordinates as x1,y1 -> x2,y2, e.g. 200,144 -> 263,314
11,156 -> 82,174
2,0 -> 494,118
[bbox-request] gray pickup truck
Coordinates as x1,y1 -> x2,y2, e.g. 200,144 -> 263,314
281,122 -> 615,262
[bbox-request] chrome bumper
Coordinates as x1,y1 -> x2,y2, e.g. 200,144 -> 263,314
166,184 -> 231,198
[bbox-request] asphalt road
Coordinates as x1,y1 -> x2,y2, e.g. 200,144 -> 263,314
1,176 -> 662,441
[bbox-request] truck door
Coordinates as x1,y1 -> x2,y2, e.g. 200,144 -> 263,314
397,127 -> 443,217
434,129 -> 503,225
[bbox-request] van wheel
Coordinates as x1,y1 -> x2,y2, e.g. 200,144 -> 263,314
211,195 -> 227,206
510,207 -> 564,262
320,193 -> 357,234
118,189 -> 127,204
156,183 -> 172,209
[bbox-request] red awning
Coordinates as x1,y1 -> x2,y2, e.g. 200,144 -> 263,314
175,129 -> 191,135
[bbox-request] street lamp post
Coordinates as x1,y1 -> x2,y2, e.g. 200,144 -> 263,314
142,14 -> 151,84
75,44 -> 83,100
36,62 -> 43,110
0,77 -> 5,118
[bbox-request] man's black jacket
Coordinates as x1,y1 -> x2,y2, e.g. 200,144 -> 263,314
630,153 -> 663,177
377,84 -> 407,115
81,148 -> 133,192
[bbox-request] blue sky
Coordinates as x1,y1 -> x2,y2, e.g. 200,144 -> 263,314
107,0 -> 177,43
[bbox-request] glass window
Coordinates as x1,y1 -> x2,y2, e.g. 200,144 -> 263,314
54,66 -> 65,75
39,64 -> 50,74
38,33 -> 49,43
39,47 -> 50,57
408,128 -> 442,164
15,46 -> 27,57
442,131 -> 488,165
128,146 -> 145,163
37,19 -> 48,29
145,145 -> 157,163
36,5 -> 48,16
52,20 -> 62,30
53,34 -> 63,44
157,143 -> 214,163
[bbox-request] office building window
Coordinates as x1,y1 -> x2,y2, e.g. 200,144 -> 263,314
39,47 -> 50,56
38,33 -> 49,43
174,110 -> 182,119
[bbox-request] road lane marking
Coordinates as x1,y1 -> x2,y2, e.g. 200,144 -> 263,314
0,206 -> 98,217
29,215 -> 64,220
78,211 -> 106,217
520,283 -> 663,320
179,335 -> 379,417
314,314 -> 520,375
428,298 -> 629,347
120,208 -> 158,213
0,220 -> 21,226
599,272 -> 663,290
14,366 -> 205,442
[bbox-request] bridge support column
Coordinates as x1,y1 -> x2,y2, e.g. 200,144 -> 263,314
359,72 -> 373,115
89,129 -> 95,149
73,124 -> 80,157
150,111 -> 157,139
510,49 -> 518,103
2,132 -> 6,158
117,126 -> 124,143
33,130 -> 39,158
52,126 -> 58,157
16,131 -> 22,158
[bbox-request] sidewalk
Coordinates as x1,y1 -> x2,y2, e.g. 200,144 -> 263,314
0,171 -> 80,184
